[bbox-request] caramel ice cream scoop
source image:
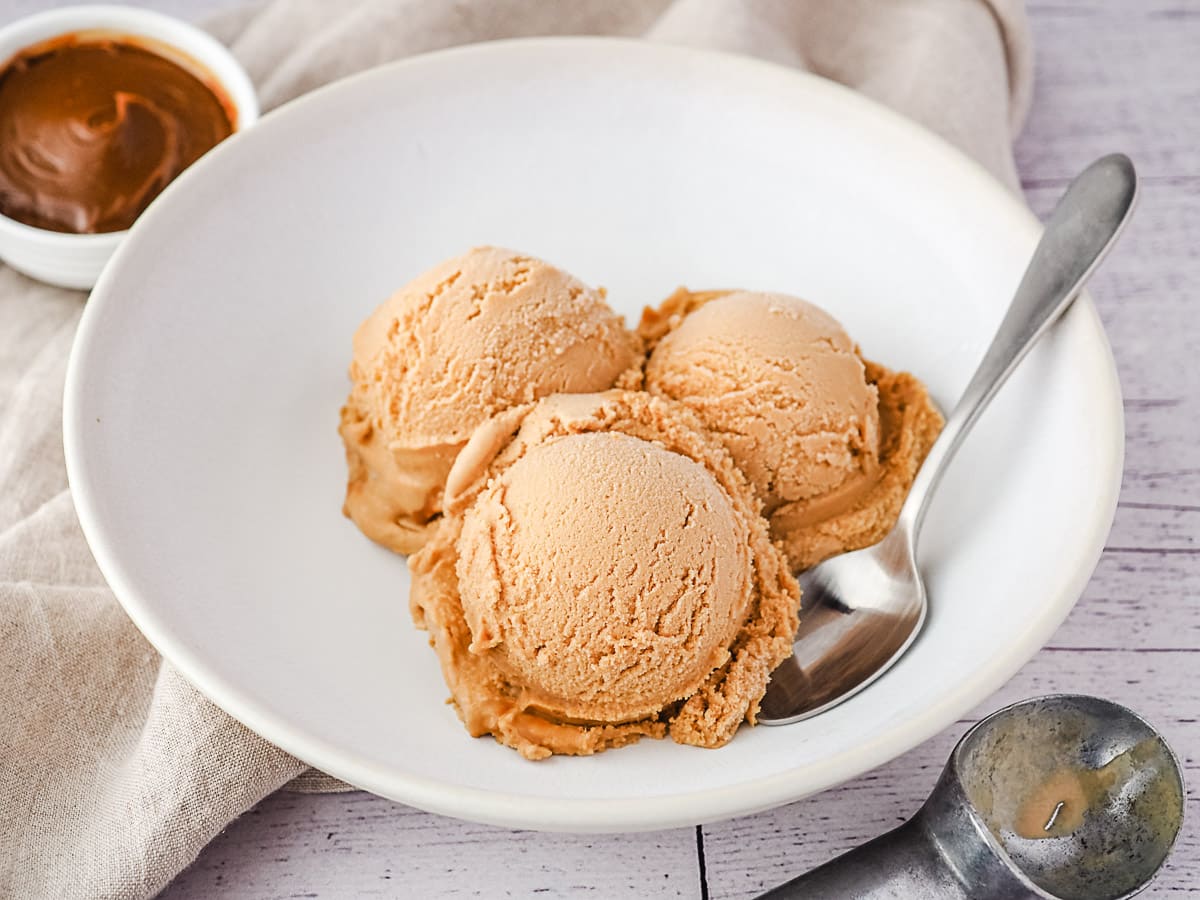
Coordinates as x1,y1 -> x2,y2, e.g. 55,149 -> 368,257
340,247 -> 642,555
640,289 -> 942,571
409,390 -> 800,759
458,430 -> 749,724
644,290 -> 881,511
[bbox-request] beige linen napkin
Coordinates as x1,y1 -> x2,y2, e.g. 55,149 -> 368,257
0,1 -> 1031,896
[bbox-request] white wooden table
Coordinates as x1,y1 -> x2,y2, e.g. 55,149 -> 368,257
9,1 -> 1194,895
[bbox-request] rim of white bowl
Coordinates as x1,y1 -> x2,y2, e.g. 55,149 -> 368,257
63,37 -> 1125,833
0,4 -> 259,244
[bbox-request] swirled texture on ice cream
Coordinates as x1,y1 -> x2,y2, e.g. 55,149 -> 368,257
339,247 -> 642,555
640,289 -> 943,571
408,391 -> 800,759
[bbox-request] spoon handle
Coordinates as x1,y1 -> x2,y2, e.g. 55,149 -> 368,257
897,154 -> 1139,540
755,817 -> 972,899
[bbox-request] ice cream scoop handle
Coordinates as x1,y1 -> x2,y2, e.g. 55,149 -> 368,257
897,153 -> 1138,540
756,818 -> 971,899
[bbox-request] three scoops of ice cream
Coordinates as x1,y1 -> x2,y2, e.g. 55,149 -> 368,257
340,246 -> 942,760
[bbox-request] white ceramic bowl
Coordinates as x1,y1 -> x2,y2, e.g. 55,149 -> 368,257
0,5 -> 258,290
64,39 -> 1122,832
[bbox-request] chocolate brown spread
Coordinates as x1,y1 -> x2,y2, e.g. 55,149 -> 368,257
0,37 -> 235,233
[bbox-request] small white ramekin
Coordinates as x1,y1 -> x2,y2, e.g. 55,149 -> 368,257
0,5 -> 258,290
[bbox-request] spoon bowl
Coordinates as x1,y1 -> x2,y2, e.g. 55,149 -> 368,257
760,527 -> 923,721
761,695 -> 1185,899
955,696 -> 1185,899
760,153 -> 1140,725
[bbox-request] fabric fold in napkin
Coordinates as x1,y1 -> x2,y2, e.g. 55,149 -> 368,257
0,1 -> 1031,896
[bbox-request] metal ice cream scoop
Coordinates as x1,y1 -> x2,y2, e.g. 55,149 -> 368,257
757,695 -> 1184,899
759,155 -> 1139,724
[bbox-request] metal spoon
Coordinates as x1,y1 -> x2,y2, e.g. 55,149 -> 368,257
759,155 -> 1139,724
757,694 -> 1185,899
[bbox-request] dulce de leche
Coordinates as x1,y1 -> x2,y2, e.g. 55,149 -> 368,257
0,36 -> 235,234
